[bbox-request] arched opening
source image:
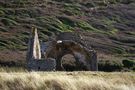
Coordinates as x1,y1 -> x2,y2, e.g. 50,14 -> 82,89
45,40 -> 98,71
61,54 -> 88,71
61,54 -> 77,71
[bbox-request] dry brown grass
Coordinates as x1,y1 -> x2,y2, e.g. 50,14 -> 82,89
0,72 -> 135,90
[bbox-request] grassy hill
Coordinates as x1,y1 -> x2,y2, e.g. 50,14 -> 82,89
0,0 -> 135,71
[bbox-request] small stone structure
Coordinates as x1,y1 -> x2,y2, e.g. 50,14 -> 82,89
26,27 -> 56,71
27,27 -> 98,71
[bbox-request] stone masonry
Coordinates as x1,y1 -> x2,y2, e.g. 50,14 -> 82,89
27,27 -> 98,71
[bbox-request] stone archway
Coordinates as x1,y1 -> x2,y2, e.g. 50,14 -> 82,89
61,54 -> 77,71
45,40 -> 98,71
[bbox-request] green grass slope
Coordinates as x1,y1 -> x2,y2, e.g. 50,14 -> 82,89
0,0 -> 135,71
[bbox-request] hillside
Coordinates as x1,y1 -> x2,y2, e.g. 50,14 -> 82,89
0,0 -> 135,71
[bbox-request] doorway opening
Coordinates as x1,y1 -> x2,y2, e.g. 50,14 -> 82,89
61,54 -> 77,71
61,54 -> 87,71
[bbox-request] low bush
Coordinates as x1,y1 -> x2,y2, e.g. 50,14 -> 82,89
98,60 -> 123,72
132,66 -> 135,71
122,59 -> 135,68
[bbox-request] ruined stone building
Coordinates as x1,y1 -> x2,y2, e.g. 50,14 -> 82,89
27,27 -> 98,71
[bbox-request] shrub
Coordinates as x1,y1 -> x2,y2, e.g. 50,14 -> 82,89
98,60 -> 123,72
58,16 -> 76,27
132,66 -> 135,71
122,59 -> 135,68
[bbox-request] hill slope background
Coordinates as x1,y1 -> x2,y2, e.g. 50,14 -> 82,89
0,0 -> 135,71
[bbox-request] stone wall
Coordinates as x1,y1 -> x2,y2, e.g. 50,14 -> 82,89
45,40 -> 98,71
27,58 -> 56,71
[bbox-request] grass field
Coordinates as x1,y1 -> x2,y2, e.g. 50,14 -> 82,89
0,71 -> 135,90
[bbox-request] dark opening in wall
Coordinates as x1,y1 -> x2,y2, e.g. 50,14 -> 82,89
61,54 -> 76,71
61,54 -> 87,71
38,67 -> 40,70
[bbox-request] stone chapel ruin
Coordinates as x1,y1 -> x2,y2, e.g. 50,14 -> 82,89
27,27 -> 98,71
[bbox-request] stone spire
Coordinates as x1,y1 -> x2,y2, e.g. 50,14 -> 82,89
27,27 -> 41,61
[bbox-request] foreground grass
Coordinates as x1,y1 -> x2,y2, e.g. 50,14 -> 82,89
0,72 -> 135,90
